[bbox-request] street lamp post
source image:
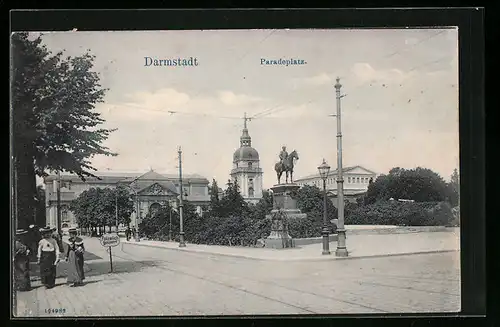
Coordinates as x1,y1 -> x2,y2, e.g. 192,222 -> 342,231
127,183 -> 140,242
178,146 -> 186,247
134,191 -> 140,242
318,159 -> 331,255
56,171 -> 62,237
334,77 -> 348,257
115,191 -> 118,233
169,205 -> 173,241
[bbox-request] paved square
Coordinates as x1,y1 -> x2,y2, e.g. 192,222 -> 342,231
14,236 -> 460,317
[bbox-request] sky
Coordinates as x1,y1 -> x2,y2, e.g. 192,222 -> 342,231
32,28 -> 459,188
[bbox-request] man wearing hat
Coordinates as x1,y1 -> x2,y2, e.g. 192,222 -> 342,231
37,227 -> 61,289
14,229 -> 31,291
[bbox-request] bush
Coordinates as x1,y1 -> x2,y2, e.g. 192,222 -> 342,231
345,201 -> 454,226
447,206 -> 460,227
286,213 -> 337,239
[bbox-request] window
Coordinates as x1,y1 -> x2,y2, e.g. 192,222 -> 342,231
348,177 -> 351,183
248,187 -> 254,197
62,208 -> 69,223
357,177 -> 360,183
248,162 -> 252,168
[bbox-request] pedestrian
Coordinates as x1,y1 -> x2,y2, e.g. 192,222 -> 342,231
37,227 -> 60,289
125,226 -> 131,241
65,228 -> 85,287
14,229 -> 31,292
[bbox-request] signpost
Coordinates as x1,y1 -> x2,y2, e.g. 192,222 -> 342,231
100,233 -> 120,272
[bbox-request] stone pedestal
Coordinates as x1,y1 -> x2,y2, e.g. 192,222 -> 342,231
264,183 -> 307,249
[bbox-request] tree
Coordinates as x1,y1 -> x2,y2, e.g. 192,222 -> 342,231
70,187 -> 133,233
12,32 -> 116,229
251,189 -> 273,220
365,167 -> 450,204
139,202 -> 179,240
217,180 -> 249,218
34,185 -> 46,227
295,185 -> 338,234
208,179 -> 221,215
446,168 -> 460,207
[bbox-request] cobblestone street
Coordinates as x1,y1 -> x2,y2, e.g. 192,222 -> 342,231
15,236 -> 461,317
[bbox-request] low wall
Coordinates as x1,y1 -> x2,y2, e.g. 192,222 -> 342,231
293,234 -> 338,246
345,225 -> 457,235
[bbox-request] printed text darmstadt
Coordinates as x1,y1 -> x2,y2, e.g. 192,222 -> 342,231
144,56 -> 199,67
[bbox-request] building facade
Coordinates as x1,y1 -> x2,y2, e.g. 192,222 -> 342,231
295,166 -> 376,207
230,115 -> 263,205
43,170 -> 211,230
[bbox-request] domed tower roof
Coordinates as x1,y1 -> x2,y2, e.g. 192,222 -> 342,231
233,113 -> 259,162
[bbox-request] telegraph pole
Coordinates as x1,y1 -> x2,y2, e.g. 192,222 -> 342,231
169,206 -> 173,241
334,77 -> 348,257
115,191 -> 118,232
134,190 -> 140,242
56,171 -> 62,236
178,146 -> 186,247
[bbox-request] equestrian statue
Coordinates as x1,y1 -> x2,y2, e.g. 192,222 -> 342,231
274,146 -> 299,184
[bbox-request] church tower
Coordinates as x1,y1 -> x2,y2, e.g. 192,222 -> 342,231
230,113 -> 263,204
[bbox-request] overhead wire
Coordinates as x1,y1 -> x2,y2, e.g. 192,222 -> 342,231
247,29 -> 452,120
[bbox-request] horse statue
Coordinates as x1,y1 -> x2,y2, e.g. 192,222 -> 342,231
274,150 -> 299,184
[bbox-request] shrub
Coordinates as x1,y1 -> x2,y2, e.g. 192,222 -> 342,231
345,201 -> 454,226
286,213 -> 337,239
448,206 -> 460,227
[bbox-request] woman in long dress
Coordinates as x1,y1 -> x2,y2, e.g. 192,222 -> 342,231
65,228 -> 85,286
14,229 -> 31,292
37,227 -> 60,289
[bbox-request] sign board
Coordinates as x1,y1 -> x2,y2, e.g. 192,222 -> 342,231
100,233 -> 120,247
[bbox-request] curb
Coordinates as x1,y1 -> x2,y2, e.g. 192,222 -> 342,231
121,241 -> 459,262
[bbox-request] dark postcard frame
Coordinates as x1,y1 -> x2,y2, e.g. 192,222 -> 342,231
9,7 -> 487,327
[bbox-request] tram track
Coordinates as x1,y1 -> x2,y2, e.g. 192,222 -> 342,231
112,243 -> 389,314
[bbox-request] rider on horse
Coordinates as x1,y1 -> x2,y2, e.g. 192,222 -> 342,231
279,146 -> 288,166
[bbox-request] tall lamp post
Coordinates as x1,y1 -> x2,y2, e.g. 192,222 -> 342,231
178,146 -> 186,247
168,205 -> 173,241
56,171 -> 62,238
334,77 -> 348,257
318,159 -> 331,255
115,191 -> 119,233
127,183 -> 140,242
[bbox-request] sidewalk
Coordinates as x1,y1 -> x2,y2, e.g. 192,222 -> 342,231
122,227 -> 460,262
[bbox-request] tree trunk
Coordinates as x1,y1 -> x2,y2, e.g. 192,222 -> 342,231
13,149 -> 37,230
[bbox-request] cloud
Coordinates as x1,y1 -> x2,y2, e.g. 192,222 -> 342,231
217,91 -> 263,106
350,63 -> 415,84
290,73 -> 334,88
124,88 -> 190,109
99,87 -> 274,124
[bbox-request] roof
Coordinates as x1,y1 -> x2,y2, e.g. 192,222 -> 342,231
127,180 -> 179,195
295,165 -> 376,181
43,170 -> 209,183
233,146 -> 260,162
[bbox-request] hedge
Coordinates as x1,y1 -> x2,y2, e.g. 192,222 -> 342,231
287,214 -> 337,239
345,201 -> 454,226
